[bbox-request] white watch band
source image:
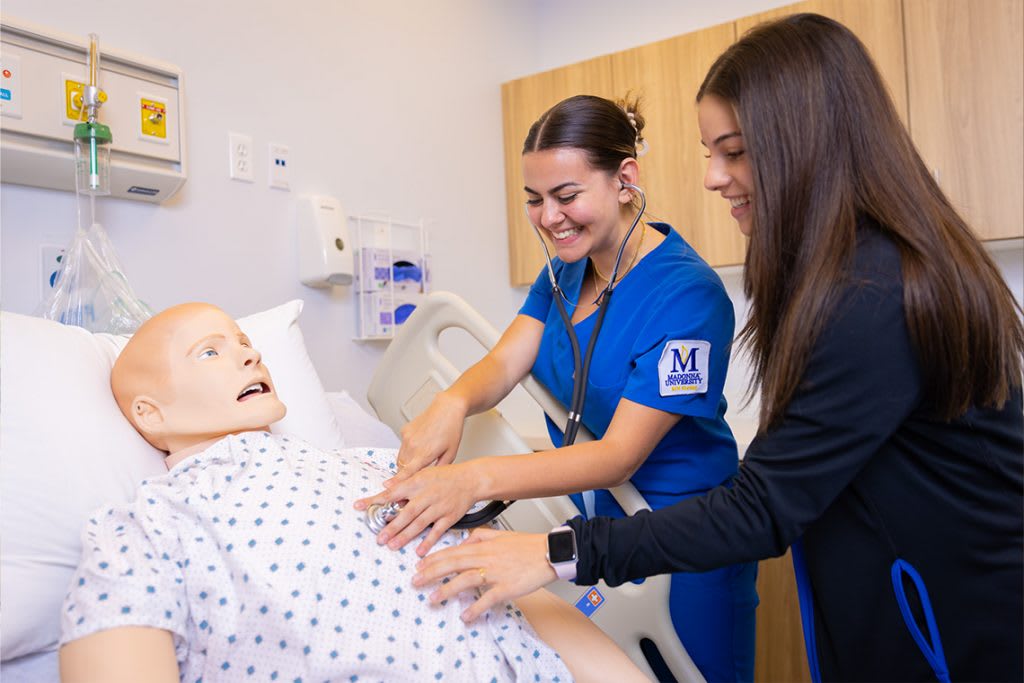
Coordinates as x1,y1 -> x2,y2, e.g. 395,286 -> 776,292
547,525 -> 577,581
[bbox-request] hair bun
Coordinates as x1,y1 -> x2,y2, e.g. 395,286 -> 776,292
619,96 -> 648,157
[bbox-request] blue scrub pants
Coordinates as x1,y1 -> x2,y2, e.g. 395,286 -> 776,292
572,489 -> 758,683
668,562 -> 758,682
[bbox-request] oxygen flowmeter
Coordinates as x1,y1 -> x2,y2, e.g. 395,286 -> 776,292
72,33 -> 111,195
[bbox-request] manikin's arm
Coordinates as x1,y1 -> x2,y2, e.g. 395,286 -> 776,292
59,627 -> 179,683
57,598 -> 646,683
516,589 -> 650,683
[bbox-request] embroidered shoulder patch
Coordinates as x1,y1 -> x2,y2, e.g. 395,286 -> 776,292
658,340 -> 710,397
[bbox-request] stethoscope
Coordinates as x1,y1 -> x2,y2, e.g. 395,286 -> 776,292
365,183 -> 648,534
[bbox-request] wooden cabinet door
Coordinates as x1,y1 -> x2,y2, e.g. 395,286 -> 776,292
904,0 -> 1024,240
756,551 -> 812,683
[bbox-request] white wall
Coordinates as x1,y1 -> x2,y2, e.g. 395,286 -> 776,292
0,0 -> 536,414
2,0 -> 1020,443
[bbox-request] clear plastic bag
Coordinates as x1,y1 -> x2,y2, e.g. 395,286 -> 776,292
36,222 -> 153,334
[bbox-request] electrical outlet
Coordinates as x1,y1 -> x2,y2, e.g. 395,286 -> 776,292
40,243 -> 66,297
228,132 -> 254,182
268,143 -> 290,190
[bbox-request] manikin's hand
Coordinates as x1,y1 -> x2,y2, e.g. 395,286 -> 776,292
412,528 -> 557,622
354,460 -> 483,556
389,392 -> 468,482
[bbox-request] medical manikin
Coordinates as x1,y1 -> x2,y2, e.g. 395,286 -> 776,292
57,302 -> 647,683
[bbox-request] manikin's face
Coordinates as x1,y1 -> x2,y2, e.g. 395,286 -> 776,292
139,305 -> 286,452
522,147 -> 630,264
698,94 -> 754,236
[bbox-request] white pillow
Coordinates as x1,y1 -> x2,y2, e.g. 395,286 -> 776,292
325,390 -> 400,448
238,301 -> 346,451
0,299 -> 344,661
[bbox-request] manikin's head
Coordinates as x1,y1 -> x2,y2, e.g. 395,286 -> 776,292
111,303 -> 287,454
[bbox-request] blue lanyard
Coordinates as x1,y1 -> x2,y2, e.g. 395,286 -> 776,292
791,540 -> 950,682
891,559 -> 951,682
791,540 -> 823,683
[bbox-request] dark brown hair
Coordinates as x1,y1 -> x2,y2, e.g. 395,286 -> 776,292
697,13 -> 1024,428
523,94 -> 645,173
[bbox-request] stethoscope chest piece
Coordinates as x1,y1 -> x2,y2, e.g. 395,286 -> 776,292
364,501 -> 403,534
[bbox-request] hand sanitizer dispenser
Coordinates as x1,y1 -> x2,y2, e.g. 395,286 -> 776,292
296,195 -> 354,287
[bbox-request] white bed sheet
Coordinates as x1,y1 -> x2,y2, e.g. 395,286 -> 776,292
0,649 -> 59,683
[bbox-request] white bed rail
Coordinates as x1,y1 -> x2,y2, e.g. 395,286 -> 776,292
367,291 -> 704,683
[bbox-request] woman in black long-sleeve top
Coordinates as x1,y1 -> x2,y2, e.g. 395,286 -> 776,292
414,14 -> 1024,682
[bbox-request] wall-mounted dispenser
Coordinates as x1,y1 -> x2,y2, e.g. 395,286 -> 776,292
352,214 -> 430,340
296,195 -> 354,288
0,17 -> 186,203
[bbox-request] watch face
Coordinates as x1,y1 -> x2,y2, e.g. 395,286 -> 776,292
548,529 -> 577,563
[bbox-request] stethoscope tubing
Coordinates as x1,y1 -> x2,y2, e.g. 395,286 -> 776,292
531,183 -> 646,436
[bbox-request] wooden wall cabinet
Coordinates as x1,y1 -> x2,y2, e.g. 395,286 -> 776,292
501,0 -> 1022,286
904,0 -> 1024,240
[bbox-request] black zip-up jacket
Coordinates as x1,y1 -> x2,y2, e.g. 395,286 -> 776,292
568,222 -> 1024,681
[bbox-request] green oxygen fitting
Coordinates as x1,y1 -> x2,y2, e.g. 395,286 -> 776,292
74,121 -> 112,194
73,33 -> 112,195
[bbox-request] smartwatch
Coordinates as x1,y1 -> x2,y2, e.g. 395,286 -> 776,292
546,525 -> 578,581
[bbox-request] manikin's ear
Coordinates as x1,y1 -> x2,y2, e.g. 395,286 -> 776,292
616,158 -> 641,204
131,396 -> 167,449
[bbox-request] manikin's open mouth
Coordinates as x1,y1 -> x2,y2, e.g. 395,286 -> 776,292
237,382 -> 270,401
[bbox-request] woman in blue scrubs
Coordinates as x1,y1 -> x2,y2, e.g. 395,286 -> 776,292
357,94 -> 757,682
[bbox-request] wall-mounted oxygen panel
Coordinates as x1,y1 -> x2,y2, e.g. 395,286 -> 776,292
0,17 -> 186,203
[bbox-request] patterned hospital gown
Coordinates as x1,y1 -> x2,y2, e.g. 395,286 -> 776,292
60,432 -> 570,682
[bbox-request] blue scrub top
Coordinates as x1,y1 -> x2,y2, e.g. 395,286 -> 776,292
519,223 -> 739,507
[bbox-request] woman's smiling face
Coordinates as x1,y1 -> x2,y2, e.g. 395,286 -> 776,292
522,147 -> 626,264
698,94 -> 754,236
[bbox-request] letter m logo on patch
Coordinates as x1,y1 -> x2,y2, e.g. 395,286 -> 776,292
658,340 -> 710,397
671,346 -> 699,373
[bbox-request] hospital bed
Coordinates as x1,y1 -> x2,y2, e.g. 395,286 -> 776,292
0,295 -> 701,682
367,291 -> 705,683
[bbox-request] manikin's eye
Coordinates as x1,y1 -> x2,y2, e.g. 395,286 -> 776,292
198,348 -> 218,359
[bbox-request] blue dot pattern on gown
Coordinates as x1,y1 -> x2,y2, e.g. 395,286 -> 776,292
59,432 -> 569,682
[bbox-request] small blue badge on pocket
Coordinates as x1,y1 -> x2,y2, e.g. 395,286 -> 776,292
574,586 -> 606,618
